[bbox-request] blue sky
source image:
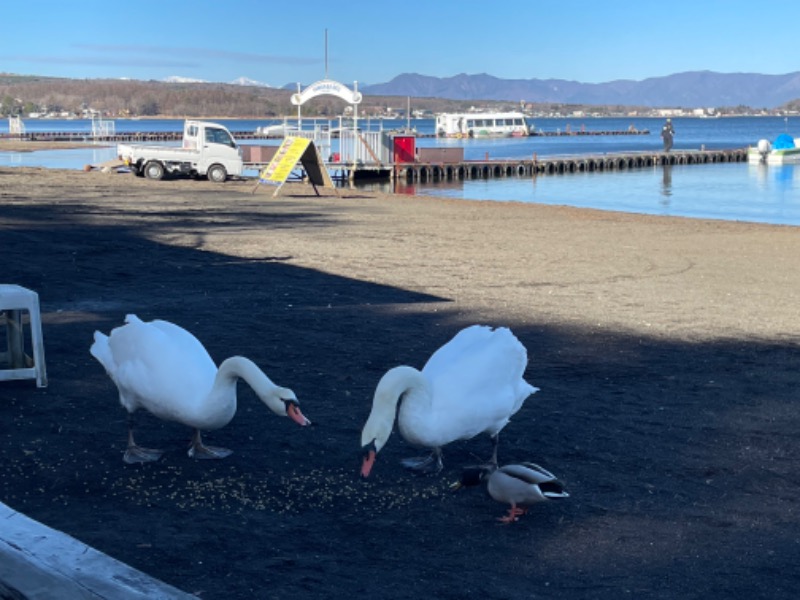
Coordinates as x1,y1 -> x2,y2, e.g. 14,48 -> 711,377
2,0 -> 798,87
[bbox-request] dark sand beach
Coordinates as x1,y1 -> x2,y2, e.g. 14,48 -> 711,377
1,166 -> 799,598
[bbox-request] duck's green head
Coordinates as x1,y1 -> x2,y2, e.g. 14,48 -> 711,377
450,465 -> 493,491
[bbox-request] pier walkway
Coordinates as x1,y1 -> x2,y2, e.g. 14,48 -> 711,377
391,148 -> 748,182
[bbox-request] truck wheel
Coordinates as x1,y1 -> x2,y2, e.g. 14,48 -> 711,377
144,161 -> 165,180
207,164 -> 227,183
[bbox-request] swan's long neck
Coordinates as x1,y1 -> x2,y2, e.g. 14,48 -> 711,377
361,365 -> 430,452
215,356 -> 274,393
213,356 -> 289,417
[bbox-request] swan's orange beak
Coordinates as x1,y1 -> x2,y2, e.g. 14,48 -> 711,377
286,402 -> 311,426
361,445 -> 376,478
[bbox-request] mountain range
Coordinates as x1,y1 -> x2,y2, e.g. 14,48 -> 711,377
359,71 -> 800,109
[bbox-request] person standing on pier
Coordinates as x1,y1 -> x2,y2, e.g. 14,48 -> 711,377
661,118 -> 675,152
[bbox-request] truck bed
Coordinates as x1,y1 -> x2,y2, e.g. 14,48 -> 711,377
117,143 -> 199,162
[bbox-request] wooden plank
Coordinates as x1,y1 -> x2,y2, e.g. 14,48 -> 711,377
0,502 -> 197,600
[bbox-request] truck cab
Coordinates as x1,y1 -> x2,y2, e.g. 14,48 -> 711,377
185,121 -> 242,181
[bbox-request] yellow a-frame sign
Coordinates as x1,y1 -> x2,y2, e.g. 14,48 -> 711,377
253,137 -> 337,197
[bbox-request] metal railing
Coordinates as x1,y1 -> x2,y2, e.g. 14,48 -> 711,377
91,114 -> 116,138
289,127 -> 391,167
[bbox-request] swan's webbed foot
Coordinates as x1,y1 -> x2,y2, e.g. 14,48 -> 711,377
123,427 -> 163,464
401,449 -> 443,474
188,430 -> 233,460
189,444 -> 233,460
123,445 -> 164,464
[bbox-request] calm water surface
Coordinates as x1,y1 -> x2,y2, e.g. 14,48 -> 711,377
394,163 -> 800,225
2,116 -> 798,226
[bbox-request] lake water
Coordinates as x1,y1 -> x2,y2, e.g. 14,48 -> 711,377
1,116 -> 798,226
392,162 -> 800,225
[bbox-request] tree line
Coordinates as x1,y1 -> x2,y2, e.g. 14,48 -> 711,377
0,74 -> 493,119
5,74 -> 794,120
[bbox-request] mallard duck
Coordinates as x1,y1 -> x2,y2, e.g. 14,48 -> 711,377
360,325 -> 537,477
90,314 -> 310,464
452,462 -> 569,523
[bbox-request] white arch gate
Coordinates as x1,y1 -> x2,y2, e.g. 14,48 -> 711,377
290,79 -> 390,167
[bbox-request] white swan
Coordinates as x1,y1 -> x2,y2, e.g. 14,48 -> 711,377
360,325 -> 537,477
90,314 -> 310,464
452,462 -> 569,523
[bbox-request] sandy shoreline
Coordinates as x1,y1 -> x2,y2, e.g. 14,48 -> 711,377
3,166 -> 797,341
1,166 -> 799,598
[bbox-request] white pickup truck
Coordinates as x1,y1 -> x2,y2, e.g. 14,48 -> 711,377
117,120 -> 244,182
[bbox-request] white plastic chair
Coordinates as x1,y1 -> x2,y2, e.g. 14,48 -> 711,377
0,285 -> 47,388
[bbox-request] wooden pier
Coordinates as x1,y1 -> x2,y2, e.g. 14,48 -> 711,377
391,148 -> 748,182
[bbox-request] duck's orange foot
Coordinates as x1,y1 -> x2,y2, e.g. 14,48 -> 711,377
497,506 -> 526,524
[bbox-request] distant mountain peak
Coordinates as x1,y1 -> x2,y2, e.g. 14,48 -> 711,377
163,75 -> 206,83
230,76 -> 271,88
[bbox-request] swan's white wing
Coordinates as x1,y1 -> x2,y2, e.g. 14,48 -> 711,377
105,317 -> 217,418
419,326 -> 537,442
424,326 -> 530,383
423,325 -> 496,375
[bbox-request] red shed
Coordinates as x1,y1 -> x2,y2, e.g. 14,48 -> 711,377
393,136 -> 416,164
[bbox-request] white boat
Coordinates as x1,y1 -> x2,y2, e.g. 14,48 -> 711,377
747,134 -> 800,165
435,111 -> 529,138
255,122 -> 300,137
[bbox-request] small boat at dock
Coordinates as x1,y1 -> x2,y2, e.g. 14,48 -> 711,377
748,133 -> 800,165
255,123 -> 300,138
